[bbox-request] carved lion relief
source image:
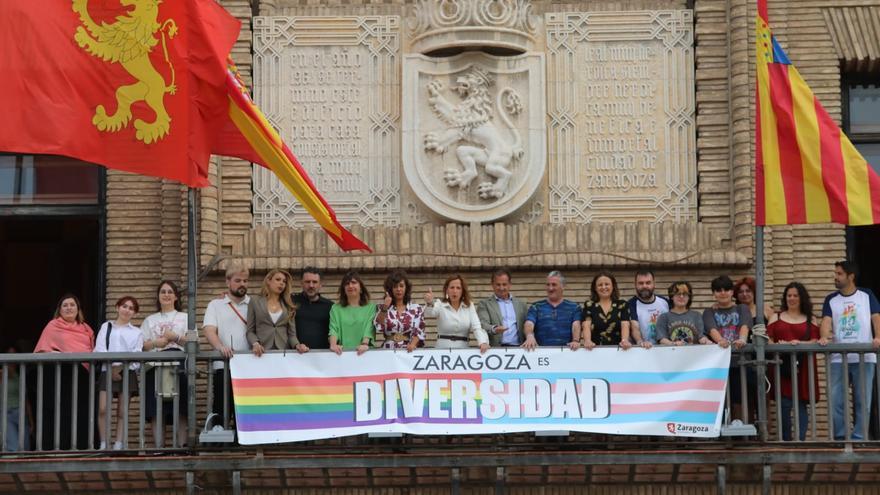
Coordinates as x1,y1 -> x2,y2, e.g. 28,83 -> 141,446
423,67 -> 525,200
403,53 -> 545,222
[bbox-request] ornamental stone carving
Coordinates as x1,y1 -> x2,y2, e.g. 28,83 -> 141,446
545,10 -> 696,223
423,66 -> 524,200
403,52 -> 546,222
409,0 -> 537,53
251,16 -> 402,228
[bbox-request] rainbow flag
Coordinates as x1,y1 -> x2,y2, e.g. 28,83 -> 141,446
230,349 -> 729,444
755,0 -> 880,225
216,58 -> 371,252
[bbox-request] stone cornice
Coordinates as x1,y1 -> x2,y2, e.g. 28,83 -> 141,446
208,221 -> 749,273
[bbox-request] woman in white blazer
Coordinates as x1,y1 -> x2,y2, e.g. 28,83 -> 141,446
425,274 -> 489,352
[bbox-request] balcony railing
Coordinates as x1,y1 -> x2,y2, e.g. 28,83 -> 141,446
0,343 -> 878,454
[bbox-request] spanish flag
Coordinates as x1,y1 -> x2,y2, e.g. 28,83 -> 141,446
756,0 -> 880,225
217,59 -> 371,252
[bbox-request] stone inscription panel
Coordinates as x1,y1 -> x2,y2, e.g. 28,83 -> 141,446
546,11 -> 695,223
252,16 -> 401,228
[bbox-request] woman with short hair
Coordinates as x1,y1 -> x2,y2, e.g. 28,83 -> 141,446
734,276 -> 775,325
94,296 -> 144,450
655,281 -> 709,345
425,274 -> 489,352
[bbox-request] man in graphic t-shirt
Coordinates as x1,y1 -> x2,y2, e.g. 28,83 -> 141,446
819,260 -> 880,440
703,275 -> 752,422
628,269 -> 669,348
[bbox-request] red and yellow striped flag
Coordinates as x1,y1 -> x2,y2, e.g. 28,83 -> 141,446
756,0 -> 880,225
217,59 -> 370,252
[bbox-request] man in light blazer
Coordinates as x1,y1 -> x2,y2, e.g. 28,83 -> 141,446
477,268 -> 528,347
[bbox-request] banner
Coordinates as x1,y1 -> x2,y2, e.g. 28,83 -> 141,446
230,347 -> 730,444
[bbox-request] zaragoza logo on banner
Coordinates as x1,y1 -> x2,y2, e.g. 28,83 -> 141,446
72,0 -> 178,144
230,347 -> 730,444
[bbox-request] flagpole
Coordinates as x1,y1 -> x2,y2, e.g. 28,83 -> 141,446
754,224 -> 768,441
185,186 -> 198,448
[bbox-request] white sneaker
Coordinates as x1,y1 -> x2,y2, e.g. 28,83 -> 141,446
113,441 -> 123,450
99,441 -> 106,450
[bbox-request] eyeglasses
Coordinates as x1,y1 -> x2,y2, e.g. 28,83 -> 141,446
673,292 -> 690,297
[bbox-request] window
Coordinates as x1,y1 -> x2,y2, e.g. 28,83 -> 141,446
0,155 -> 99,205
845,83 -> 880,176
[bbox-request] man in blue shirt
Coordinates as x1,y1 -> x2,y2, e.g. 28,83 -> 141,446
522,271 -> 581,350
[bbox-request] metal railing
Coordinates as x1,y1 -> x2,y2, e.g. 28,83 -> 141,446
740,342 -> 879,443
0,344 -> 878,455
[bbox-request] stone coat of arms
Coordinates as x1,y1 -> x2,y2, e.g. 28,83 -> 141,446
403,52 -> 546,222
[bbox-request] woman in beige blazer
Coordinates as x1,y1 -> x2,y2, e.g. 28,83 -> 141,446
246,269 -> 307,356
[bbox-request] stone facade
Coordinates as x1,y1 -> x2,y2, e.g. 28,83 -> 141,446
103,0 -> 861,357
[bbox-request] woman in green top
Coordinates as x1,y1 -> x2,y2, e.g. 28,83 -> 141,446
329,271 -> 377,355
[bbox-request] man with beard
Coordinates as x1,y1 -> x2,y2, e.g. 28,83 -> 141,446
628,269 -> 669,348
203,262 -> 250,425
819,260 -> 880,440
292,266 -> 334,350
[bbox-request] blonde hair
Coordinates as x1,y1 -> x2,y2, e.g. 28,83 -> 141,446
260,269 -> 294,310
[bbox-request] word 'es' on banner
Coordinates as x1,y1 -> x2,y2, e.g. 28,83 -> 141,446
230,347 -> 730,444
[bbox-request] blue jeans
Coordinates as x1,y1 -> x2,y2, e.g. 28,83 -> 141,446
830,362 -> 876,440
5,408 -> 29,451
780,397 -> 809,441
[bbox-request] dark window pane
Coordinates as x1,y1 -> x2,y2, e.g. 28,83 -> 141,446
855,142 -> 880,176
849,85 -> 880,134
0,155 -> 99,205
0,156 -> 17,198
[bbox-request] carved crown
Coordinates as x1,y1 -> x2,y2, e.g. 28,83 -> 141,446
409,0 -> 537,54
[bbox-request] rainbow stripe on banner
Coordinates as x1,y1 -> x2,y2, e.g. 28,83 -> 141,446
230,348 -> 730,444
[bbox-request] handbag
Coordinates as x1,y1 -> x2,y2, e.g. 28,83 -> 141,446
154,362 -> 179,398
779,318 -> 812,378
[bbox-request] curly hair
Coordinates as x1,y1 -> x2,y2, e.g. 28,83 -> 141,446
779,281 -> 813,317
383,270 -> 412,305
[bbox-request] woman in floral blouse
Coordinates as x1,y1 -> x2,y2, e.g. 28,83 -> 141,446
375,269 -> 425,351
582,270 -> 632,348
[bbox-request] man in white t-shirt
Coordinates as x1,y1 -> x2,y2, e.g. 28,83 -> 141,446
203,262 -> 250,425
819,260 -> 880,440
627,269 -> 669,348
